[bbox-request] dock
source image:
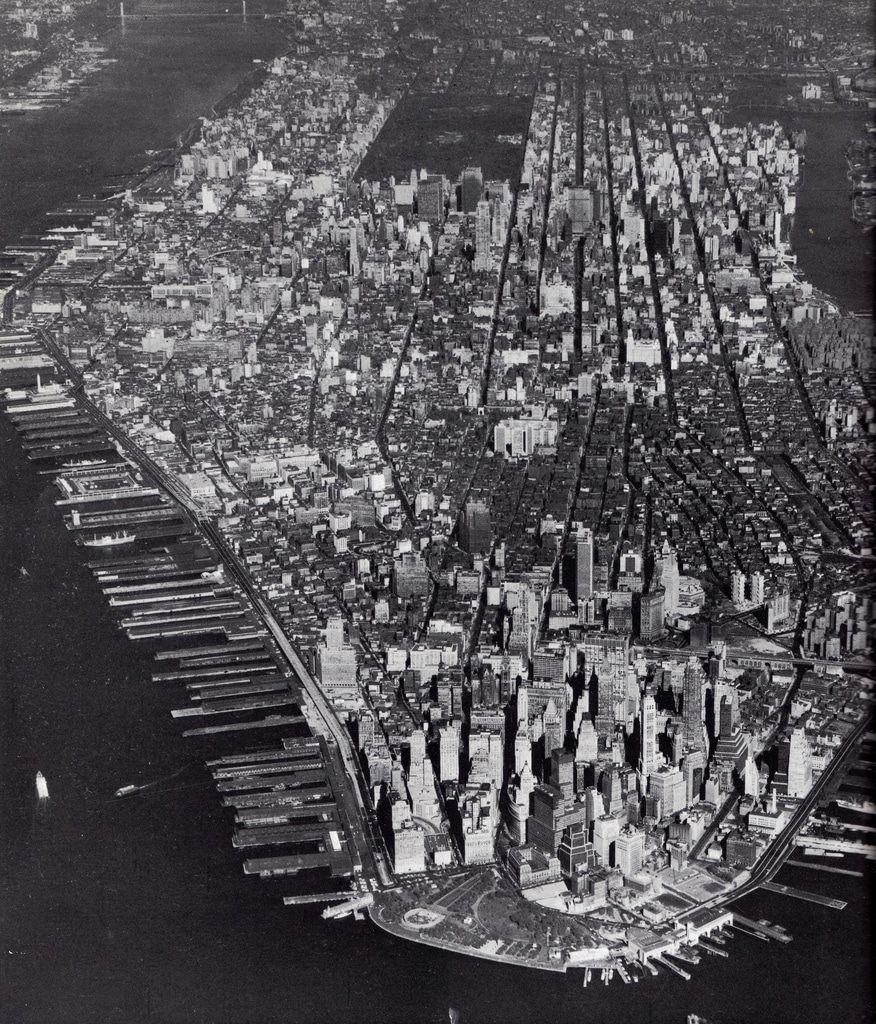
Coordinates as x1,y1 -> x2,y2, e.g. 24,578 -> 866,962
654,954 -> 690,980
730,914 -> 792,942
243,849 -> 354,878
785,859 -> 863,878
282,892 -> 355,906
760,881 -> 847,909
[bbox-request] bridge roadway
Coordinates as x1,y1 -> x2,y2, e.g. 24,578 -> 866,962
35,326 -> 394,888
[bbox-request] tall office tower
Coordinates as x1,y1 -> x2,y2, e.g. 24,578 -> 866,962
615,826 -> 645,878
316,616 -> 358,697
595,669 -> 616,740
460,166 -> 483,214
575,716 -> 598,764
460,498 -> 492,555
542,698 -> 564,761
439,722 -> 460,783
517,682 -> 529,726
743,748 -> 760,799
473,199 -> 493,271
659,543 -> 680,616
592,814 -> 621,867
750,571 -> 765,606
550,749 -> 575,803
683,747 -> 705,805
639,693 -> 658,776
682,660 -> 705,751
506,764 -> 535,843
515,726 -> 532,775
418,175 -> 444,223
576,527 -> 594,603
638,587 -> 665,641
787,726 -> 813,798
357,709 -> 375,751
731,569 -> 746,605
719,692 -> 739,736
408,729 -> 427,787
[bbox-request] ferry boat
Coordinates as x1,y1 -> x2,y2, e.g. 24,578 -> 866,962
35,771 -> 49,799
115,784 -> 141,797
81,531 -> 136,548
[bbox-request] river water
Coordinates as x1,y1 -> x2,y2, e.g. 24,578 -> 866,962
0,13 -> 872,1022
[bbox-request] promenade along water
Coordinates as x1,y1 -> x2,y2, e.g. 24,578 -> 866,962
0,26 -> 872,1024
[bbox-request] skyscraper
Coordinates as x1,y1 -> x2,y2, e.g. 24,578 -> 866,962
639,693 -> 658,776
439,722 -> 460,783
576,527 -> 593,603
418,175 -> 444,223
460,166 -> 483,214
473,199 -> 493,271
659,544 -> 680,617
460,499 -> 492,555
682,660 -> 705,752
787,726 -> 813,798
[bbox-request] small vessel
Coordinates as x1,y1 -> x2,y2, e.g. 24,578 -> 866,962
115,784 -> 141,797
81,531 -> 136,548
35,771 -> 49,800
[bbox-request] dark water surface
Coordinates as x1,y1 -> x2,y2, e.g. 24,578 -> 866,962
726,84 -> 874,315
0,23 -> 872,1023
0,0 -> 288,251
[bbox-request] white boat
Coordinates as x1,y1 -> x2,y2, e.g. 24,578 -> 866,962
80,531 -> 136,548
35,771 -> 49,800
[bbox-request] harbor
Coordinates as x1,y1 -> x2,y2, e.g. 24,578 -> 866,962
1,369 -> 366,907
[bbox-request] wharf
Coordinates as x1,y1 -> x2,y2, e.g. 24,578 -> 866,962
655,955 -> 690,980
156,639 -> 266,660
20,427 -> 101,444
759,881 -> 847,909
208,745 -> 321,772
188,679 -> 289,700
20,416 -> 92,433
243,849 -> 353,878
181,714 -> 304,737
236,801 -> 338,825
121,607 -> 245,629
29,442 -> 114,460
785,859 -> 863,877
175,650 -> 273,669
156,662 -> 278,682
233,822 -> 335,848
56,485 -> 159,503
126,621 -> 251,640
111,587 -> 233,608
170,692 -> 294,717
282,892 -> 353,906
698,939 -> 729,958
730,914 -> 792,942
211,757 -> 325,780
222,785 -> 333,810
67,508 -> 183,529
214,768 -> 326,793
104,574 -> 223,593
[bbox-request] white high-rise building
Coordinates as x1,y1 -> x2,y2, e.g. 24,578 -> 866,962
787,726 -> 813,798
750,571 -> 765,606
743,749 -> 761,799
439,722 -> 460,783
659,543 -> 680,617
639,694 -> 658,777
